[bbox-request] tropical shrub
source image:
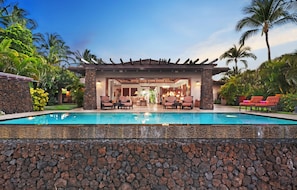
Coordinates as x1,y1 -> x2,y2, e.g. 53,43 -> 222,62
30,88 -> 49,111
279,93 -> 297,112
72,88 -> 84,107
219,76 -> 252,105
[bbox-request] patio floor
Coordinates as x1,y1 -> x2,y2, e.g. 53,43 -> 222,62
0,104 -> 296,121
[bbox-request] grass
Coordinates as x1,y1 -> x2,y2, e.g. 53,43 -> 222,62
45,104 -> 78,110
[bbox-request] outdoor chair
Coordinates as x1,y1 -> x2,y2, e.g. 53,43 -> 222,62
100,96 -> 114,110
254,96 -> 280,112
163,96 -> 177,109
239,96 -> 263,111
119,96 -> 133,109
181,96 -> 193,109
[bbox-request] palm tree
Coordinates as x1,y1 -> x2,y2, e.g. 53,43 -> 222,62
279,52 -> 297,91
0,38 -> 18,72
74,49 -> 103,64
220,44 -> 257,76
0,3 -> 37,30
36,33 -> 74,66
236,0 -> 297,62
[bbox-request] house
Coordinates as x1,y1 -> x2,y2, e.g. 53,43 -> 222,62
69,58 -> 229,110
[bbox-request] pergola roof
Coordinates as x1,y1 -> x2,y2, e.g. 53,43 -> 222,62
69,58 -> 229,75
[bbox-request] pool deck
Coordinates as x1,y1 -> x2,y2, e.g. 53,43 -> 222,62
0,104 -> 296,121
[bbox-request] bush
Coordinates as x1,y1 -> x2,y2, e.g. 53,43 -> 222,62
30,88 -> 49,111
71,88 -> 84,107
279,93 -> 297,112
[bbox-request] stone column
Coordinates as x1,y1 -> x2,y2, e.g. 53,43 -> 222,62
83,68 -> 97,110
200,68 -> 214,110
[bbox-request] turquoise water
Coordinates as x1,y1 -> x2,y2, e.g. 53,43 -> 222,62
0,112 -> 297,125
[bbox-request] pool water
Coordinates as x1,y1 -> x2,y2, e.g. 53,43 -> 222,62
0,112 -> 297,125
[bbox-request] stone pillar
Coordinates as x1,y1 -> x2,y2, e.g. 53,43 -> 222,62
200,68 -> 213,110
83,68 -> 97,110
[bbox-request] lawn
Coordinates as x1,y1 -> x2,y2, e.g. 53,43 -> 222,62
45,104 -> 78,110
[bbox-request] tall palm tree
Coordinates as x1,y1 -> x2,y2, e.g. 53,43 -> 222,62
36,33 -> 74,66
236,0 -> 297,62
0,3 -> 36,30
220,44 -> 257,76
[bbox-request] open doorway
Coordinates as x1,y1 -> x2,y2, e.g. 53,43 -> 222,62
107,78 -> 190,105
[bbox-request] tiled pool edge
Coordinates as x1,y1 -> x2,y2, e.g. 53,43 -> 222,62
0,124 -> 297,139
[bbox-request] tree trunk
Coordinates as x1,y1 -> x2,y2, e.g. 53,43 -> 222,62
58,87 -> 63,105
265,32 -> 271,62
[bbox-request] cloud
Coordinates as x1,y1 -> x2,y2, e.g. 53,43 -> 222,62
178,26 -> 241,62
177,23 -> 297,67
242,24 -> 297,51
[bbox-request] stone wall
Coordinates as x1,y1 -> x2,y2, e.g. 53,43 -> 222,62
0,139 -> 296,189
0,78 -> 33,114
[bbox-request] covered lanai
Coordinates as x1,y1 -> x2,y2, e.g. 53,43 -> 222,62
69,58 -> 229,110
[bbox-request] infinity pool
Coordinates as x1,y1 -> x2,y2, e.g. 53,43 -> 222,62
1,112 -> 297,125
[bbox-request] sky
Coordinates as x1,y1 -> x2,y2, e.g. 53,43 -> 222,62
6,0 -> 297,76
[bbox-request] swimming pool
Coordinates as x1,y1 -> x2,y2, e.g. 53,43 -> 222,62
0,112 -> 297,125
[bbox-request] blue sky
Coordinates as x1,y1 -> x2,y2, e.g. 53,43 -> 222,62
7,0 -> 297,73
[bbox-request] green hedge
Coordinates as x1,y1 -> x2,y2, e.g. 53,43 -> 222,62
279,93 -> 297,112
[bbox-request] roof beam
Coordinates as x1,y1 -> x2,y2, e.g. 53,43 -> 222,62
175,58 -> 180,64
209,58 -> 218,64
120,58 -> 124,64
91,58 -> 98,64
81,58 -> 90,64
110,58 -> 115,64
130,58 -> 133,65
193,58 -> 199,64
183,58 -> 190,64
199,59 -> 208,64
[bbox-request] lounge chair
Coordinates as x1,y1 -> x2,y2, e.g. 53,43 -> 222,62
181,96 -> 193,109
239,96 -> 263,111
100,96 -> 114,110
119,96 -> 133,109
163,96 -> 177,109
255,96 -> 280,112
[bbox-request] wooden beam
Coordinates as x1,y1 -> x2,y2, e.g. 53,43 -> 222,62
110,58 -> 115,64
167,59 -> 171,64
91,58 -> 98,64
199,58 -> 208,64
209,58 -> 218,64
175,58 -> 180,64
81,58 -> 90,64
130,58 -> 133,65
193,58 -> 199,64
183,58 -> 190,64
120,58 -> 124,64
